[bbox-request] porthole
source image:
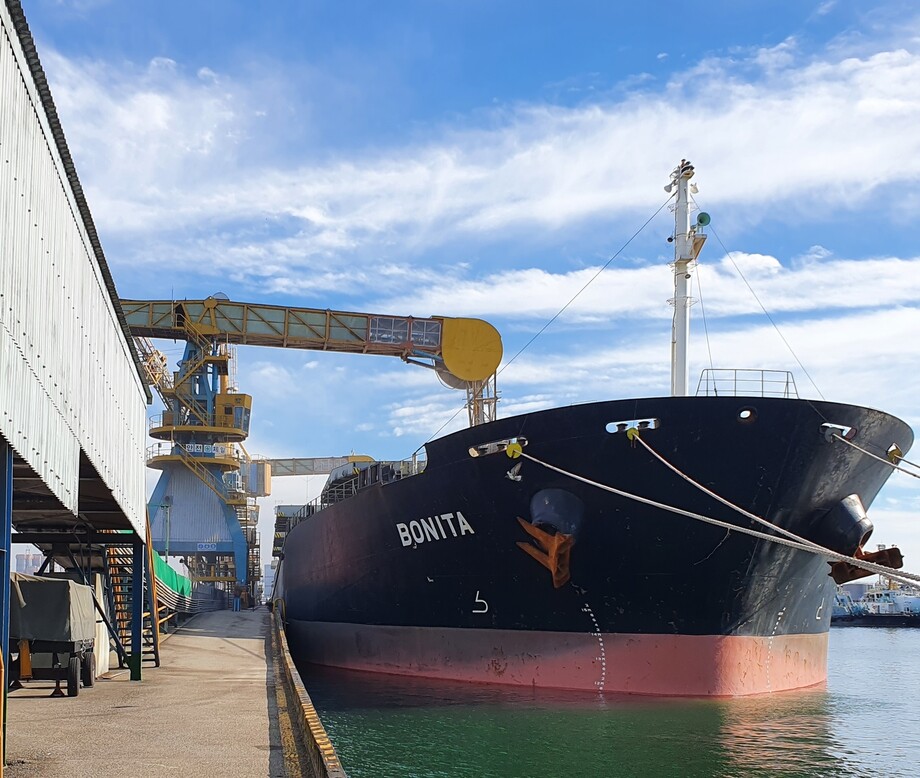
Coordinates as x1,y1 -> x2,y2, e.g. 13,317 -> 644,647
737,407 -> 757,424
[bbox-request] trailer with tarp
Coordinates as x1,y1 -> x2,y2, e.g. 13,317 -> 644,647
8,573 -> 96,697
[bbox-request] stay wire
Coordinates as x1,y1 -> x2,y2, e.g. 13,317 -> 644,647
497,194 -> 675,375
412,194 -> 676,455
694,196 -> 825,401
693,258 -> 716,381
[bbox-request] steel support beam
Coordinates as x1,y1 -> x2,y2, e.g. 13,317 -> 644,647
130,543 -> 144,681
11,532 -> 141,546
2,440 -> 13,761
61,547 -> 129,667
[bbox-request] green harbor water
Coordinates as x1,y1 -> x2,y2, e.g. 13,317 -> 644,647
298,628 -> 920,777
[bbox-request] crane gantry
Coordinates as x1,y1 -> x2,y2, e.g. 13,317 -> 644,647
121,295 -> 503,598
121,296 -> 502,426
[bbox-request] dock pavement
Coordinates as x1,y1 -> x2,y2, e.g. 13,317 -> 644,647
4,609 -> 317,777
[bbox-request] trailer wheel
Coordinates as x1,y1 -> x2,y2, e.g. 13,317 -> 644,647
67,656 -> 81,697
81,651 -> 96,688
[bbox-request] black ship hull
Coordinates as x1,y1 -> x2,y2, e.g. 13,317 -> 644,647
276,395 -> 911,696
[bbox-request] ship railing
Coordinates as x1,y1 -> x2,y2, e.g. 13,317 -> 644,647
145,441 -> 240,465
148,411 -> 249,434
302,457 -> 428,515
695,369 -> 798,398
318,479 -> 360,507
146,442 -> 172,462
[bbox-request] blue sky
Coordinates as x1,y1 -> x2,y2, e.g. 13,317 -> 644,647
22,0 -> 920,572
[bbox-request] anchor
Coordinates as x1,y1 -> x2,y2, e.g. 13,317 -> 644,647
829,545 -> 904,585
516,518 -> 574,589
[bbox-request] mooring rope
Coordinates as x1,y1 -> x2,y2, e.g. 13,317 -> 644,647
831,433 -> 920,481
517,450 -> 920,588
628,430 -> 828,552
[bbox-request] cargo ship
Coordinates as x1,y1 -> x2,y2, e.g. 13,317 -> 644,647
274,162 -> 912,696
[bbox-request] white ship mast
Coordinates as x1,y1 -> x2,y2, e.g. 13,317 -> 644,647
665,160 -> 708,396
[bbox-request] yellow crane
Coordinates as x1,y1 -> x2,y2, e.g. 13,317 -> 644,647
121,296 -> 503,425
122,296 -> 503,592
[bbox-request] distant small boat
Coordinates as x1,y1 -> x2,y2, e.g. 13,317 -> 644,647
831,589 -> 867,620
832,583 -> 920,627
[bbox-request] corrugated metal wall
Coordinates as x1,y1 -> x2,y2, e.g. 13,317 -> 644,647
0,4 -> 147,535
150,469 -> 234,546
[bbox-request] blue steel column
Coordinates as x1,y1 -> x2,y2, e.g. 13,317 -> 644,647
130,542 -> 144,681
2,440 -> 13,754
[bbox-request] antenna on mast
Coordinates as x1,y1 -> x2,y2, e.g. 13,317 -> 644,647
666,160 -> 708,396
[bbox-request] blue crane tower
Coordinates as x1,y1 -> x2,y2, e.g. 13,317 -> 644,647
134,310 -> 268,598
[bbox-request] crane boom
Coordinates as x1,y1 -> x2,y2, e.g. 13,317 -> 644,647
263,456 -> 374,477
120,296 -> 502,383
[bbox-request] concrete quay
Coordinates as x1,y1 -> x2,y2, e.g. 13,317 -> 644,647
4,610 -> 322,778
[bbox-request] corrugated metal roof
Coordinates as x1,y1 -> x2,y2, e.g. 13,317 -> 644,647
3,0 -> 150,404
1,0 -> 149,536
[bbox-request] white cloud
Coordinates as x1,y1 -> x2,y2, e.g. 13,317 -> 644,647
387,398 -> 468,439
36,25 -> 920,288
38,0 -> 912,584
753,38 -> 799,72
369,254 -> 920,322
247,361 -> 295,395
866,483 -> 920,569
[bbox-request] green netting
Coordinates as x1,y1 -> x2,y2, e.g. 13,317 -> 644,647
152,551 -> 192,598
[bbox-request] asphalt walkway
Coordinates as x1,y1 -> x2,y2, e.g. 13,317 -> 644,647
4,609 -> 312,777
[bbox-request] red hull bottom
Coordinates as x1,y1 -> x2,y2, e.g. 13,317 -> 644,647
287,621 -> 829,697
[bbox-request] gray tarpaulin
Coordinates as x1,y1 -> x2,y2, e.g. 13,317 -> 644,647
9,573 -> 96,643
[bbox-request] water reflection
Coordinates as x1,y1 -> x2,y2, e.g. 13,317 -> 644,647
298,631 -> 920,778
717,690 -> 861,777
